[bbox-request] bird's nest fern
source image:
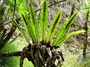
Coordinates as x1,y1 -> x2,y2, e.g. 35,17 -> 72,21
12,0 -> 85,67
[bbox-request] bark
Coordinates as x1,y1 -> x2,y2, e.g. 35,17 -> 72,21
20,44 -> 64,67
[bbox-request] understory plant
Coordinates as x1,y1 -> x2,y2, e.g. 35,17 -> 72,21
12,0 -> 85,67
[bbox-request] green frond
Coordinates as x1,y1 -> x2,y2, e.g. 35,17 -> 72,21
29,2 -> 39,42
52,12 -> 78,46
46,11 -> 62,44
57,30 -> 85,46
12,18 -> 30,44
40,0 -> 48,42
22,14 -> 36,42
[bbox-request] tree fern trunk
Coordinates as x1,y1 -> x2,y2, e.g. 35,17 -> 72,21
20,44 -> 64,67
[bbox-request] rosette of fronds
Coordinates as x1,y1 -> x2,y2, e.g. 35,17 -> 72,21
12,0 -> 84,47
12,0 -> 85,67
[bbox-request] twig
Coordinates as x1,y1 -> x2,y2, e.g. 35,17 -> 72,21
83,11 -> 89,58
0,51 -> 21,56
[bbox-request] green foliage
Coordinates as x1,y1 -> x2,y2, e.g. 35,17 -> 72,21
0,41 -> 19,53
12,0 -> 85,47
0,40 -> 34,67
0,41 -> 20,67
23,58 -> 34,67
0,57 -> 19,67
82,9 -> 89,14
82,0 -> 90,14
0,57 -> 34,67
8,0 -> 14,7
7,0 -> 27,17
16,0 -> 27,16
88,27 -> 90,31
